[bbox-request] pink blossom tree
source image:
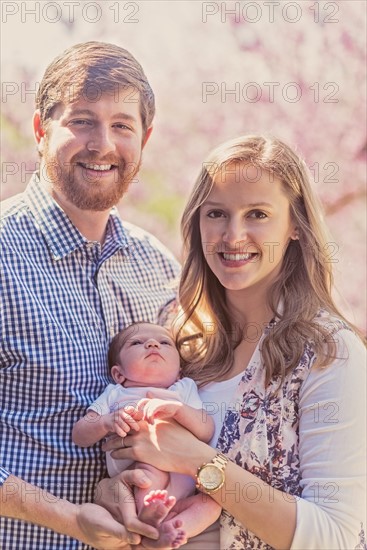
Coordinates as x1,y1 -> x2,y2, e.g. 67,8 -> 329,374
1,1 -> 365,328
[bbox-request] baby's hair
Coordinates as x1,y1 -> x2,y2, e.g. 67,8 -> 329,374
108,321 -> 174,371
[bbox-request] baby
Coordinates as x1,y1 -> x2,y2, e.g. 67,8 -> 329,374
72,322 -> 221,548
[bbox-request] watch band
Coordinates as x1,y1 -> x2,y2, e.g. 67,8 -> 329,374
196,452 -> 228,494
212,452 -> 228,469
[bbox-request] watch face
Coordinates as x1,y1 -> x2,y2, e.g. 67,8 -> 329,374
199,464 -> 224,490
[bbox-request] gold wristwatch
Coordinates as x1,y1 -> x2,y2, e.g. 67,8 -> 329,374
196,453 -> 228,494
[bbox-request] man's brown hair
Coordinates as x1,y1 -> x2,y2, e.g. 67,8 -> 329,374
36,41 -> 155,136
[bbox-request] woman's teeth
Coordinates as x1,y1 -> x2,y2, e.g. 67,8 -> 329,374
222,252 -> 254,261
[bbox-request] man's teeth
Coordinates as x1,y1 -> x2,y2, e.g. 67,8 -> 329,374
83,164 -> 112,171
222,253 -> 254,261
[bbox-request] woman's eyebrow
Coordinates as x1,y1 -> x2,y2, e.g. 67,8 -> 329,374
203,200 -> 273,208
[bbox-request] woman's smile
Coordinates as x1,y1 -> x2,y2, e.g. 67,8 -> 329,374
199,163 -> 297,294
218,251 -> 259,267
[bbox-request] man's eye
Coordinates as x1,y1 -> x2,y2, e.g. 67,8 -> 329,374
70,119 -> 92,126
113,123 -> 131,130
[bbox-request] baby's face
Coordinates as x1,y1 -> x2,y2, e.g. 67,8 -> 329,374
118,324 -> 180,388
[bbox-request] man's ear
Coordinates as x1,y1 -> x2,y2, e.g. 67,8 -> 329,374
111,365 -> 126,385
33,110 -> 45,153
142,125 -> 153,149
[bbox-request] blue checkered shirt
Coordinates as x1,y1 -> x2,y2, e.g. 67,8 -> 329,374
0,175 -> 180,548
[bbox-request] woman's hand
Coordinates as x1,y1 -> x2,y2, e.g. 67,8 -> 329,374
102,419 -> 212,477
94,469 -> 159,541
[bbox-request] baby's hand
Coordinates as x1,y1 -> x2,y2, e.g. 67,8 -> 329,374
137,395 -> 182,424
103,406 -> 140,437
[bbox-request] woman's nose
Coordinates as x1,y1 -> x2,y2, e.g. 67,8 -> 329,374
222,219 -> 247,248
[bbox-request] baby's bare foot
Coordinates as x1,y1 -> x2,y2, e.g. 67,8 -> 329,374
141,519 -> 187,549
139,489 -> 176,527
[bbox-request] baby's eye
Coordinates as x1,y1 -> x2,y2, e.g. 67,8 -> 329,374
130,339 -> 143,346
161,340 -> 173,346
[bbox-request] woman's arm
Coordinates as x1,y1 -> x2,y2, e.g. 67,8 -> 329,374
105,419 -> 296,549
105,330 -> 366,550
290,330 -> 366,549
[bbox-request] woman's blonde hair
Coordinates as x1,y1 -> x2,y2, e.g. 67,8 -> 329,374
175,135 -> 362,387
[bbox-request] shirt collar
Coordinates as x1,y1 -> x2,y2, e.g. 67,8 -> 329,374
24,173 -> 129,260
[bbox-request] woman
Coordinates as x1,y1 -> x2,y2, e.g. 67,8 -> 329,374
101,135 -> 366,549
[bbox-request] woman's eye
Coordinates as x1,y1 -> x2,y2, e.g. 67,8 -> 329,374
248,210 -> 267,219
207,210 -> 224,219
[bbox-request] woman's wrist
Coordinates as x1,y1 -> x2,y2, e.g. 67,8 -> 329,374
182,440 -> 218,478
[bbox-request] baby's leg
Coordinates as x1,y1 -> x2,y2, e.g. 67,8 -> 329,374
164,472 -> 196,501
135,462 -> 176,528
137,469 -> 194,536
140,513 -> 186,549
167,493 -> 221,540
140,493 -> 221,549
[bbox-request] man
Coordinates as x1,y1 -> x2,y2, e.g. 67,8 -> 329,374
0,42 -> 179,549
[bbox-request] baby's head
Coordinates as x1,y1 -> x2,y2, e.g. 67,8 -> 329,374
108,322 -> 181,388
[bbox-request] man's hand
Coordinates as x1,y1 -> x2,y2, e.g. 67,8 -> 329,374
94,469 -> 159,542
0,474 -> 142,550
76,502 -> 139,549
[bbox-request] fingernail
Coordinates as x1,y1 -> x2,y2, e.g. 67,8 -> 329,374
128,533 -> 140,545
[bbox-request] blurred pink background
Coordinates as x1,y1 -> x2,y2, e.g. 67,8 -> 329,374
1,1 -> 366,330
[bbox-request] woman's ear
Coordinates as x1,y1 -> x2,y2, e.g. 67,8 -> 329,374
111,365 -> 126,385
33,110 -> 45,153
290,227 -> 299,240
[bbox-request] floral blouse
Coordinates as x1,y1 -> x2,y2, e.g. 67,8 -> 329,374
216,316 -> 366,549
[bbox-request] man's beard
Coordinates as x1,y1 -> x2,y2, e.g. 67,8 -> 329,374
43,148 -> 141,211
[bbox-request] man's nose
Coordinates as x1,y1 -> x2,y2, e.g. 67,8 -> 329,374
86,126 -> 115,156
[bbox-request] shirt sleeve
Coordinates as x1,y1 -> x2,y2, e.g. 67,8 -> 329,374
88,384 -> 119,416
291,329 -> 366,550
0,467 -> 11,486
174,377 -> 204,410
